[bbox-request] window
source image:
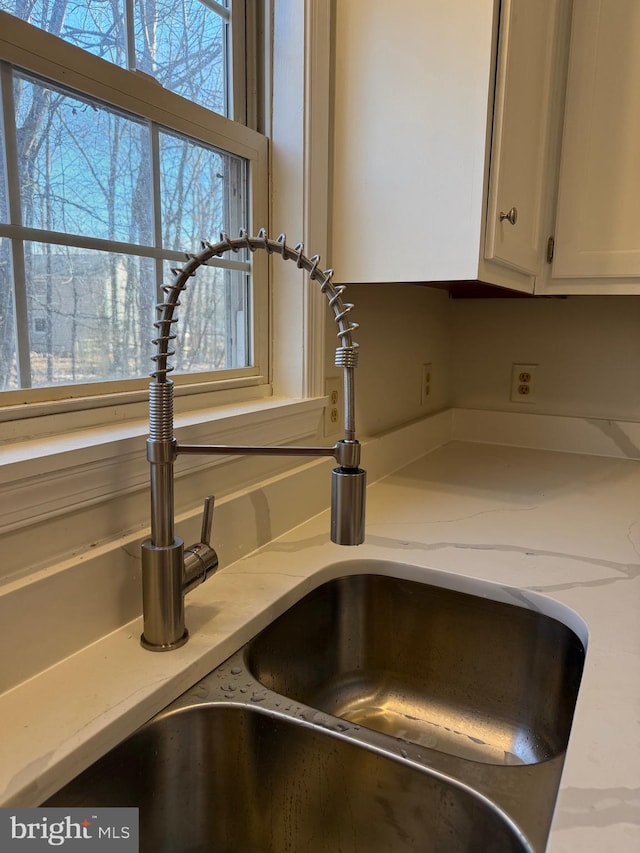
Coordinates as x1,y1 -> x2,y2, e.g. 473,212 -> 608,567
0,2 -> 267,405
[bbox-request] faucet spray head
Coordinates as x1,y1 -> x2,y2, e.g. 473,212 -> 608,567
331,466 -> 366,545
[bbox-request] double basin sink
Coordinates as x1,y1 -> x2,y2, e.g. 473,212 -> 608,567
46,563 -> 586,851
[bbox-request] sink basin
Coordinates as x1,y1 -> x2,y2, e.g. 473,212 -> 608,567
46,704 -> 531,852
45,564 -> 586,852
246,573 -> 585,766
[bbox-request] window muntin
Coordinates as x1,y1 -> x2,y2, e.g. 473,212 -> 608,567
0,3 -> 264,400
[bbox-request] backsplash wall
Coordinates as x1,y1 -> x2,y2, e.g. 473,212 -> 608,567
345,284 -> 453,436
452,295 -> 640,420
344,288 -> 640,436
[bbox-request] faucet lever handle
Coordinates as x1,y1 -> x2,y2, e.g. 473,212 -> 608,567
183,495 -> 219,594
201,495 -> 215,544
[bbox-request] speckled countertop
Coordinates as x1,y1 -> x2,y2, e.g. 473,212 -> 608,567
1,439 -> 639,851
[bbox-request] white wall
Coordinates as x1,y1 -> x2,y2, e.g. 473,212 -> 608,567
451,296 -> 640,420
345,284 -> 453,436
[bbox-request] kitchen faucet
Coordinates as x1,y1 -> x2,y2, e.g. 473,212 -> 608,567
140,229 -> 366,651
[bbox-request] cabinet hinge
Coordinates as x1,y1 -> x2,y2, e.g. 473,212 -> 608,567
546,236 -> 555,263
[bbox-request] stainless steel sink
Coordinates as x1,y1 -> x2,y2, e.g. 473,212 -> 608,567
46,704 -> 531,852
245,573 -> 585,766
45,565 -> 586,852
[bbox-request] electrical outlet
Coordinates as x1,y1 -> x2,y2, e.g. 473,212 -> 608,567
324,377 -> 342,436
421,363 -> 433,406
510,363 -> 537,403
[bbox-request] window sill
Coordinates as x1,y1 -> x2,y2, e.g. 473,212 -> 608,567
0,374 -> 271,437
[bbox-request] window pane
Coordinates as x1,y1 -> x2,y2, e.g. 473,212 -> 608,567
15,74 -> 153,244
159,130 -> 246,252
0,109 -> 8,223
135,0 -> 227,115
0,1 -> 127,66
162,260 -> 250,373
0,238 -> 18,389
25,243 -> 155,386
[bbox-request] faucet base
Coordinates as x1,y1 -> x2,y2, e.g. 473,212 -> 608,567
141,537 -> 188,651
140,628 -> 189,652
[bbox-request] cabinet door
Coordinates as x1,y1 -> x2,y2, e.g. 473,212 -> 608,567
330,0 -> 496,283
553,0 -> 640,278
484,0 -> 560,276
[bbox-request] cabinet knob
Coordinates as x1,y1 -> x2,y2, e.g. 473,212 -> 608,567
499,206 -> 518,225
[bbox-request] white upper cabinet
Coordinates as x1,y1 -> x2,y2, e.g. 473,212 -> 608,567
547,0 -> 640,293
330,0 -> 564,291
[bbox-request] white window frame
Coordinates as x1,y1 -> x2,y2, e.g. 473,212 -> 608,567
0,8 -> 269,420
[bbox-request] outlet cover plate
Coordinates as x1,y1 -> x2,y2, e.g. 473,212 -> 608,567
510,363 -> 537,404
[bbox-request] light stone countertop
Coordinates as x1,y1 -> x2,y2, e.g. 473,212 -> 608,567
1,439 -> 639,851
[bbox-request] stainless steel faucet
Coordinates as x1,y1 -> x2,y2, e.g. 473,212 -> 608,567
140,230 -> 366,651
